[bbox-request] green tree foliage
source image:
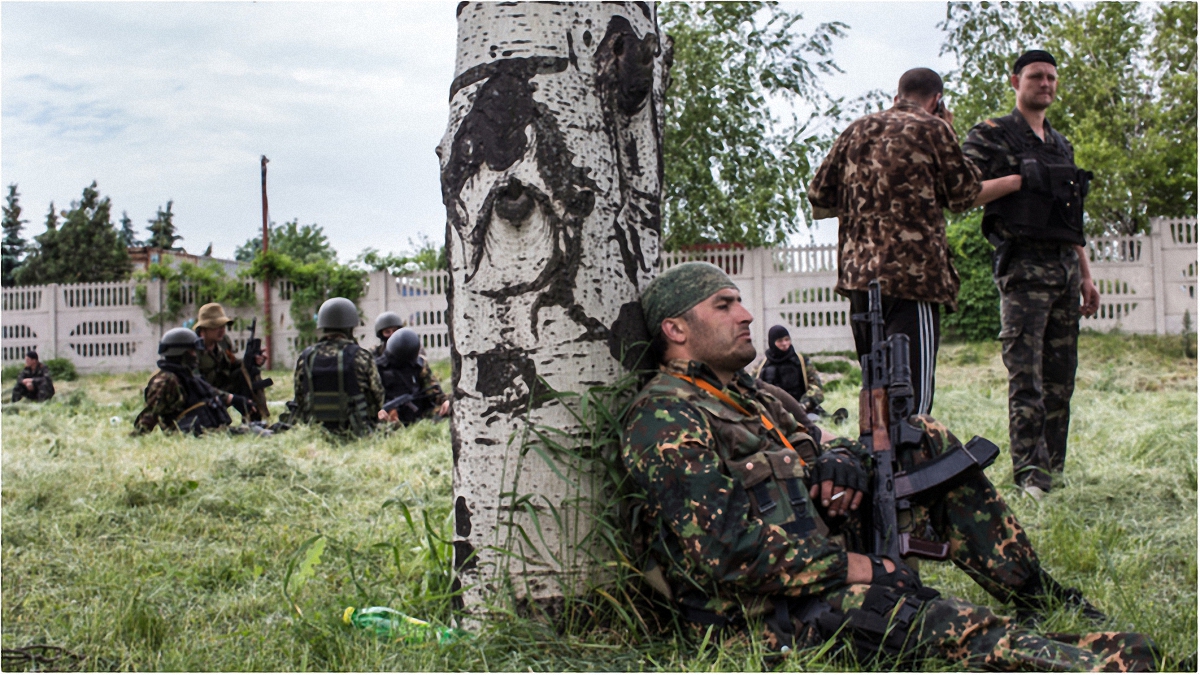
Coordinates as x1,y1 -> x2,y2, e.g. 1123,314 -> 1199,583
235,220 -> 336,264
939,1 -> 1197,235
354,234 -> 447,275
942,211 -> 1001,342
14,182 -> 131,285
247,250 -> 366,344
146,200 -> 182,250
660,2 -> 845,249
118,211 -> 143,248
134,255 -> 258,324
2,184 -> 27,287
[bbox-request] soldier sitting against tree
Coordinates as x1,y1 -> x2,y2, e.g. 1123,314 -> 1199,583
621,261 -> 1159,670
134,328 -> 253,435
11,350 -> 55,403
375,328 -> 449,425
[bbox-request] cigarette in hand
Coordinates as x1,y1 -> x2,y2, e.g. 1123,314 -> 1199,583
830,491 -> 845,502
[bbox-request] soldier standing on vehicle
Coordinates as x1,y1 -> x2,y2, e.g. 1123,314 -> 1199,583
290,297 -> 384,435
134,328 -> 250,435
620,262 -> 1159,670
808,68 -> 1023,415
11,350 -> 55,403
962,50 -> 1101,500
375,328 -> 449,425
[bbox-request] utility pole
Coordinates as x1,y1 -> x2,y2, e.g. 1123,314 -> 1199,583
261,155 -> 272,370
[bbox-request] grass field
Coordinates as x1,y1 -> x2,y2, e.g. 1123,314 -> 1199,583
1,333 -> 1195,671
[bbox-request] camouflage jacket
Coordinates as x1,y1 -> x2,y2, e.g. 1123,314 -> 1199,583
197,336 -> 241,395
11,363 -> 55,402
621,359 -> 849,614
133,363 -> 230,435
291,334 -> 385,422
962,109 -> 1076,243
808,101 -> 982,310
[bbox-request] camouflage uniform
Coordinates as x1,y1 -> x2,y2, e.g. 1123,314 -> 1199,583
197,335 -> 243,396
620,358 -> 1158,670
808,100 -> 982,308
133,363 -> 231,435
10,363 -> 55,403
963,111 -> 1083,491
291,333 -> 385,430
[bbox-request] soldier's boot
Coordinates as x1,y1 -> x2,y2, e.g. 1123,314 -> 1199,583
1012,569 -> 1108,627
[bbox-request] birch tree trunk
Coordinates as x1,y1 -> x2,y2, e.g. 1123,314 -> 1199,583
438,1 -> 669,617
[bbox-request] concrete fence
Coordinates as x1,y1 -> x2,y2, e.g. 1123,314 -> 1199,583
2,216 -> 1194,374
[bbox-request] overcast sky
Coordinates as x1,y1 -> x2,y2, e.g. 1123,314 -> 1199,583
1,1 -> 955,260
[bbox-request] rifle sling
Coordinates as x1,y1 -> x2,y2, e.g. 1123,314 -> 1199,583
893,436 -> 1000,500
675,375 -> 805,464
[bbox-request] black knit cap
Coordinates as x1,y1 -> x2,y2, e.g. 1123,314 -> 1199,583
25,350 -> 38,360
1013,50 -> 1057,73
768,325 -> 790,344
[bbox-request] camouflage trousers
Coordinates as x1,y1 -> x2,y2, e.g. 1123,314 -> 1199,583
996,244 -> 1082,491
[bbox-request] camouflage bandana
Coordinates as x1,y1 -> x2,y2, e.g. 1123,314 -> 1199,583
641,262 -> 738,336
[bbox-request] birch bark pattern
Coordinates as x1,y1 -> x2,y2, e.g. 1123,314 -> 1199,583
438,1 -> 669,614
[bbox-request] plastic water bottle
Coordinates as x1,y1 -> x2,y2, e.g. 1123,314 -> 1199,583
342,606 -> 468,644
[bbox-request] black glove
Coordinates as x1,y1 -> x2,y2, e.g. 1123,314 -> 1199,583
229,394 -> 253,416
810,450 -> 869,494
869,555 -> 923,590
1020,158 -> 1051,195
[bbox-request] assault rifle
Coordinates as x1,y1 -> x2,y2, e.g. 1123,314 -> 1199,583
239,318 -> 274,421
854,280 -> 1000,562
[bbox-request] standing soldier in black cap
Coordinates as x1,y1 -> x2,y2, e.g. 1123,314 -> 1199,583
11,350 -> 55,403
963,50 -> 1101,500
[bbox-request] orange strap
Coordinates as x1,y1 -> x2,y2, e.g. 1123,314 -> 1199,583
675,375 -> 804,463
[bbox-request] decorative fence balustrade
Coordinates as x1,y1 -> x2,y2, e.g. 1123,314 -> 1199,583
2,217 -> 1194,374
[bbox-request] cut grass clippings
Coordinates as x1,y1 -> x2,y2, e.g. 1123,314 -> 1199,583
1,332 -> 1195,670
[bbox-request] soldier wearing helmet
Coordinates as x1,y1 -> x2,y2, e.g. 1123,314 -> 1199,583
375,328 -> 450,425
371,311 -> 405,358
134,327 -> 249,435
289,297 -> 385,435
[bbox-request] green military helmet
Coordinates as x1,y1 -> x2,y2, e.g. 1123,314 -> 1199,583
317,297 -> 360,332
386,328 -> 422,364
159,327 -> 203,357
374,311 -> 404,339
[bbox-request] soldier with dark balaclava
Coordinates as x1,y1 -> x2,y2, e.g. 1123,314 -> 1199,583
290,297 -> 385,435
375,328 -> 449,425
134,328 -> 249,435
756,325 -> 824,414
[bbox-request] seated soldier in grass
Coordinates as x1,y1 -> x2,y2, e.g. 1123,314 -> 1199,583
134,328 -> 252,435
755,325 -> 825,416
11,350 -> 55,403
375,328 -> 449,426
621,261 -> 1160,671
194,302 -> 265,421
371,311 -> 405,358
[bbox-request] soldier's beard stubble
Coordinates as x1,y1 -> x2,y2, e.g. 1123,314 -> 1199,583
689,321 -> 757,375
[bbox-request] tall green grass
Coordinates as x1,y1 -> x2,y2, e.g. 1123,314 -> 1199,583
1,332 -> 1195,670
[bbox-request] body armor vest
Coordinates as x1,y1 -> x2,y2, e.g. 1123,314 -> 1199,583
759,351 -> 809,403
983,114 -> 1090,247
375,354 -> 433,424
302,343 -> 370,434
156,361 -> 232,435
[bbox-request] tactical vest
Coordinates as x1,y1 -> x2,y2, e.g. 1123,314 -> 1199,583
155,362 -> 232,435
629,372 -> 828,604
759,352 -> 809,403
301,343 -> 371,434
983,113 -> 1090,247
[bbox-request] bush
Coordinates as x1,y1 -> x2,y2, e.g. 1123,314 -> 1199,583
45,358 -> 78,382
942,211 -> 1001,342
1,364 -> 20,381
